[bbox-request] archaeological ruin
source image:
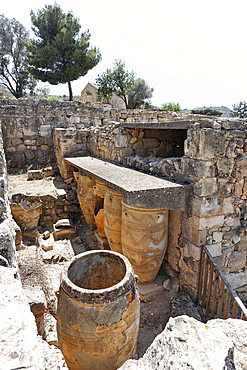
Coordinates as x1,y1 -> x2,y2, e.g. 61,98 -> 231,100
0,97 -> 247,369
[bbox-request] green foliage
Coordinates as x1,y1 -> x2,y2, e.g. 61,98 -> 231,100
161,102 -> 181,112
96,60 -> 135,108
191,108 -> 223,116
0,14 -> 36,98
230,101 -> 247,118
34,84 -> 50,97
128,78 -> 153,109
25,3 -> 101,101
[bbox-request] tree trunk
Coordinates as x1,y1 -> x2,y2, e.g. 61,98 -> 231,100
68,81 -> 73,101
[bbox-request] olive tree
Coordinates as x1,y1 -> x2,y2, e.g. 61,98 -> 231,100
96,60 -> 135,108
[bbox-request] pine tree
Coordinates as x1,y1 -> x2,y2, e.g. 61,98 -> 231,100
25,4 -> 101,101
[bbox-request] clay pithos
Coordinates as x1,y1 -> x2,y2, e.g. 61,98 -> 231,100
57,250 -> 140,370
121,203 -> 169,284
104,187 -> 123,254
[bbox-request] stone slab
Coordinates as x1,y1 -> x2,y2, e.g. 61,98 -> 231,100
137,273 -> 167,301
65,156 -> 191,211
120,120 -> 191,129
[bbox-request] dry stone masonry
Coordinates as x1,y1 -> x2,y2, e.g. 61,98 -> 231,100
0,98 -> 246,368
0,99 -> 246,301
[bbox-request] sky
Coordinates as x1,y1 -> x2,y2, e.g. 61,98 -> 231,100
1,0 -> 247,109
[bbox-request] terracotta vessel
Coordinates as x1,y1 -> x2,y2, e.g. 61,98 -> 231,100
94,208 -> 105,237
104,187 -> 123,253
121,203 -> 169,284
77,173 -> 96,228
57,250 -> 140,370
10,198 -> 42,231
93,179 -> 106,198
73,171 -> 79,183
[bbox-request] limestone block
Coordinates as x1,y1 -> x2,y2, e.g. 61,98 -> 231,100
182,217 -> 207,246
198,129 -> 227,159
183,240 -> 201,260
191,195 -> 220,216
234,180 -> 244,196
243,180 -> 247,197
227,250 -> 247,272
212,231 -> 223,243
24,138 -> 36,146
198,215 -> 225,230
221,197 -> 234,214
213,254 -> 227,268
226,270 -> 247,290
181,157 -> 215,178
216,157 -> 234,177
11,138 -> 23,145
16,144 -> 27,151
205,243 -> 222,257
194,177 -> 217,197
39,125 -> 52,137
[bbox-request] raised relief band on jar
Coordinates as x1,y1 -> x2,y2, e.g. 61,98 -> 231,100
57,250 -> 140,370
121,203 -> 169,284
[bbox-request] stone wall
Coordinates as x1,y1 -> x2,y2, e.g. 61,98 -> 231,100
0,98 -> 191,172
0,99 -> 116,172
0,123 -> 15,266
0,98 -> 246,300
54,117 -> 247,300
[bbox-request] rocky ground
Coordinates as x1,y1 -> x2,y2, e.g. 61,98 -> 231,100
8,172 -> 204,367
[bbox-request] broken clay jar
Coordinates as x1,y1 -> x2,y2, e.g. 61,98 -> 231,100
10,197 -> 42,231
104,186 -> 123,254
57,250 -> 140,370
77,173 -> 96,229
121,203 -> 169,284
93,179 -> 106,199
94,208 -> 106,237
73,171 -> 79,183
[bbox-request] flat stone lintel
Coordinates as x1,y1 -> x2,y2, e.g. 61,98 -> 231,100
65,156 -> 191,212
120,120 -> 191,129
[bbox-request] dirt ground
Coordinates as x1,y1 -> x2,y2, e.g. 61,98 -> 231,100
9,172 -> 179,362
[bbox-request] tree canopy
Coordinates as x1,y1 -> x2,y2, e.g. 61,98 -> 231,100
25,3 -> 101,101
161,102 -> 181,112
128,78 -> 153,109
96,60 -> 135,108
191,108 -> 222,116
231,101 -> 247,118
0,14 -> 36,98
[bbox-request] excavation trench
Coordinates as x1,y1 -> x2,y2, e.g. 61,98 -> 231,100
8,171 -> 195,367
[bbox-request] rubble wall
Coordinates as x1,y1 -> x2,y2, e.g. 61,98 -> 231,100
0,123 -> 15,265
0,99 -> 246,300
0,99 -> 183,172
0,99 -> 116,172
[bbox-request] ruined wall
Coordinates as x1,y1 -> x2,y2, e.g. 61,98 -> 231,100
179,119 -> 247,298
0,99 -> 117,172
55,118 -> 247,299
0,99 -> 188,172
0,124 -> 15,265
1,99 -> 246,300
